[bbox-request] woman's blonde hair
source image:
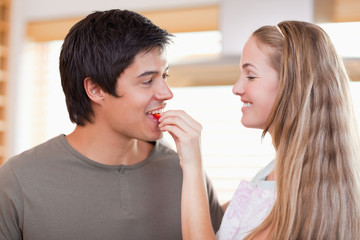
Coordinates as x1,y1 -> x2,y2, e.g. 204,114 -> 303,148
245,21 -> 360,239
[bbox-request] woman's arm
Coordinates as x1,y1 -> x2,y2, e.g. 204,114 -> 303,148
181,157 -> 216,240
159,110 -> 216,240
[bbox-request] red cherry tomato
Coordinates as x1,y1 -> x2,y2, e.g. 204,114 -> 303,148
153,113 -> 161,120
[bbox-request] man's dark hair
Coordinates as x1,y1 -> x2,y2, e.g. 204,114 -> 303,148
59,9 -> 173,126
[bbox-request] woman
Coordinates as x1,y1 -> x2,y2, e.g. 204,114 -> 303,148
159,21 -> 360,239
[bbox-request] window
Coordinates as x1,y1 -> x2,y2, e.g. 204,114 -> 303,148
167,31 -> 222,63
318,22 -> 360,58
15,41 -> 74,154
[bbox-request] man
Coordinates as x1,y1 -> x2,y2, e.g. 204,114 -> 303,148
0,9 -> 223,240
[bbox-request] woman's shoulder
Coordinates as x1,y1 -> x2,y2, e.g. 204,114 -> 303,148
251,160 -> 275,183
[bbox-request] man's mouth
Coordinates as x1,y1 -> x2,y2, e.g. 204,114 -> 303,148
147,109 -> 163,121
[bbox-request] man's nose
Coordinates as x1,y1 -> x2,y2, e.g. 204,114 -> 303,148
154,81 -> 173,101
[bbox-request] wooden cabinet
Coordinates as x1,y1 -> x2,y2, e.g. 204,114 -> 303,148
0,0 -> 10,165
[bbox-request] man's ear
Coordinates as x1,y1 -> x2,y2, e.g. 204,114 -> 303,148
84,77 -> 103,102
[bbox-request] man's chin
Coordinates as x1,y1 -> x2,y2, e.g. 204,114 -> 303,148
153,132 -> 164,141
143,131 -> 163,142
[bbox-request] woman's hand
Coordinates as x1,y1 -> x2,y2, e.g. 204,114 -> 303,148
158,110 -> 203,169
158,110 -> 216,240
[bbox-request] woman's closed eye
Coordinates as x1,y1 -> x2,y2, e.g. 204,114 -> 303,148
162,73 -> 169,80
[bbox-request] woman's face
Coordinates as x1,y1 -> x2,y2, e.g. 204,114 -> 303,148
232,36 -> 279,130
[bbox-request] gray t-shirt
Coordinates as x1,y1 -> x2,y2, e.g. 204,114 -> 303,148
0,135 -> 223,240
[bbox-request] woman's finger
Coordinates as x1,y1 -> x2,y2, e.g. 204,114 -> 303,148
159,110 -> 202,133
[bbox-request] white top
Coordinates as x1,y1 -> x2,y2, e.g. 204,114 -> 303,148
216,161 -> 276,240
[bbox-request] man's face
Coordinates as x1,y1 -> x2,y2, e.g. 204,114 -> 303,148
100,47 -> 173,142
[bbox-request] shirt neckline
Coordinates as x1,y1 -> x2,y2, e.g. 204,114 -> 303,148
58,134 -> 159,171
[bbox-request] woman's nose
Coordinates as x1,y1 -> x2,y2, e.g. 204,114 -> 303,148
232,78 -> 244,96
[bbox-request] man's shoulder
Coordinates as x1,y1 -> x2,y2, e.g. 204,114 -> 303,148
4,135 -> 64,169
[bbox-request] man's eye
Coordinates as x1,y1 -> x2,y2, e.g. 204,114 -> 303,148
247,76 -> 256,80
143,79 -> 152,85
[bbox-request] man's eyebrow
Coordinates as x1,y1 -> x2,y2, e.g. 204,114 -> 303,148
137,66 -> 169,78
137,71 -> 158,78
